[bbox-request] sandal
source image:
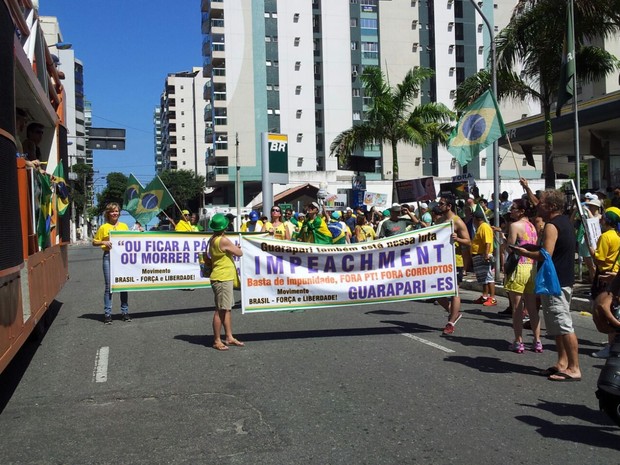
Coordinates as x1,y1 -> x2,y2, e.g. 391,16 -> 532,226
225,338 -> 245,347
213,342 -> 229,351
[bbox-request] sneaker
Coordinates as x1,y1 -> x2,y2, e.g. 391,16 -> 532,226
534,341 -> 543,353
121,313 -> 132,322
473,296 -> 488,304
592,345 -> 611,359
482,298 -> 497,307
442,323 -> 455,335
498,306 -> 512,316
104,315 -> 112,325
511,341 -> 525,353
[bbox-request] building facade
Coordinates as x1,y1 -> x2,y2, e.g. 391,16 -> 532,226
156,68 -> 209,178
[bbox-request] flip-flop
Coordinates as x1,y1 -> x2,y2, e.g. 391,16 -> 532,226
213,342 -> 229,351
225,339 -> 245,347
541,366 -> 559,376
548,372 -> 581,382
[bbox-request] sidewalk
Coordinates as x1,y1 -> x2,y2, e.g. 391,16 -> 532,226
459,274 -> 592,313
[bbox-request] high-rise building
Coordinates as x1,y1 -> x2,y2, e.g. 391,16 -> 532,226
156,68 -> 209,178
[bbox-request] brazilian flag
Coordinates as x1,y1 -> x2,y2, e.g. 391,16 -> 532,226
133,176 -> 175,225
36,172 -> 53,250
123,174 -> 144,216
448,90 -> 506,167
52,163 -> 70,216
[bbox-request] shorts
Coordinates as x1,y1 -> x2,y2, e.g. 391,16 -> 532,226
211,280 -> 234,310
472,254 -> 494,284
504,263 -> 536,294
540,286 -> 574,336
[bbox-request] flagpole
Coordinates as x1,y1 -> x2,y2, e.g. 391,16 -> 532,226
569,0 -> 581,201
469,0 -> 501,280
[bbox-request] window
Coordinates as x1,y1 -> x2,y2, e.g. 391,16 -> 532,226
273,61 -> 279,67
360,18 -> 377,29
297,133 -> 303,142
351,41 -> 358,50
353,111 -> 361,121
350,18 -> 357,27
293,13 -> 300,22
295,61 -> 301,71
295,86 -> 302,95
352,88 -> 361,97
296,109 -> 303,118
266,60 -> 272,66
265,36 -> 271,42
294,37 -> 300,46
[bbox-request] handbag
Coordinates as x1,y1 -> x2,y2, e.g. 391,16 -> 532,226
504,252 -> 519,277
534,248 -> 562,296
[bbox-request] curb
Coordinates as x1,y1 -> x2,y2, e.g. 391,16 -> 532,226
459,279 -> 592,314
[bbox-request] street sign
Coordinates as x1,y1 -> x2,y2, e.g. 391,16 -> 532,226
268,133 -> 289,184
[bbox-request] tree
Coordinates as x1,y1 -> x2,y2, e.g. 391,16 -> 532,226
158,169 -> 205,214
96,172 -> 128,216
330,66 -> 454,201
456,0 -> 620,188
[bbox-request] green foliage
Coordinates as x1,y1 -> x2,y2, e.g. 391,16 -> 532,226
158,170 -> 205,212
330,66 -> 454,201
457,0 -> 620,188
96,172 -> 128,216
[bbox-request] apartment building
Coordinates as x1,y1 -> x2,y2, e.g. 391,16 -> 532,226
156,68 -> 209,178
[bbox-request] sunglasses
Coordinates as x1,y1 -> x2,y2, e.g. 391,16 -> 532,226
271,209 -> 280,212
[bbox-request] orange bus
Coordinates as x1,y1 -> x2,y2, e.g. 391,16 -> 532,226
0,0 -> 69,374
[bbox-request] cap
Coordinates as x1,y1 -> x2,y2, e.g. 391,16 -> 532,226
382,209 -> 390,216
584,192 -> 596,200
298,212 -> 306,217
331,211 -> 342,220
181,209 -> 190,215
249,210 -> 259,221
345,207 -> 353,212
308,201 -> 320,210
604,207 -> 620,226
419,202 -> 428,209
390,203 -> 402,212
208,213 -> 229,232
469,193 -> 475,199
585,199 -> 601,208
473,209 -> 486,220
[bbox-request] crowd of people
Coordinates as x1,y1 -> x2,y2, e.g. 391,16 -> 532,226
95,182 -> 620,370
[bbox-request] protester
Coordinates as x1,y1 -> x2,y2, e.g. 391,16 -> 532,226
377,203 -> 421,238
512,189 -> 581,381
92,202 -> 130,324
22,122 -> 44,163
574,198 -> 602,284
327,211 -> 351,244
417,202 -> 432,228
262,205 -> 290,240
471,209 -> 497,307
436,194 -> 471,335
297,202 -> 332,243
343,207 -> 357,242
175,210 -> 193,232
589,207 -> 620,358
208,213 -> 244,351
354,214 -> 376,242
240,210 -> 263,233
190,213 -> 204,231
504,199 -> 541,353
131,221 -> 144,232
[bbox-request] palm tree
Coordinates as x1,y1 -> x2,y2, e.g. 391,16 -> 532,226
456,0 -> 620,188
330,66 -> 454,201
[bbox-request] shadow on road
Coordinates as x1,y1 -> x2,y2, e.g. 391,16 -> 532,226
0,300 -> 62,414
78,305 -> 212,322
516,413 -> 620,451
444,355 -> 543,376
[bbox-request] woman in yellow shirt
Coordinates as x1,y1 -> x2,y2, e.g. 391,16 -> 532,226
92,202 -> 129,324
208,214 -> 244,351
261,205 -> 290,240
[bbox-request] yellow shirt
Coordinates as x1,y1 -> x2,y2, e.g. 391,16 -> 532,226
94,222 -> 129,251
175,219 -> 193,232
471,222 -> 494,255
263,221 -> 287,240
595,228 -> 620,273
209,236 -> 237,282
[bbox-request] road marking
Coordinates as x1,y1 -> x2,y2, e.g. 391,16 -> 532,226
392,329 -> 455,353
93,346 -> 110,383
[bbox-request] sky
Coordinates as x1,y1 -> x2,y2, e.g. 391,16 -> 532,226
39,0 -> 204,190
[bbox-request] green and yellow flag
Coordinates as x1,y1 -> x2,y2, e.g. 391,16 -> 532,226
133,176 -> 175,225
448,90 -> 506,166
36,172 -> 53,250
123,174 -> 144,216
52,163 -> 69,216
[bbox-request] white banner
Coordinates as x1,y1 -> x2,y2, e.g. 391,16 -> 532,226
363,191 -> 388,208
109,231 -> 242,292
240,222 -> 457,313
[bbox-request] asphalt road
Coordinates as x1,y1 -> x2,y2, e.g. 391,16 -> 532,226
1,245 -> 619,464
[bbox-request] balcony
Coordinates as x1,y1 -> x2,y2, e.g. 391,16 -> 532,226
211,18 -> 225,34
212,42 -> 225,59
202,0 -> 224,13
